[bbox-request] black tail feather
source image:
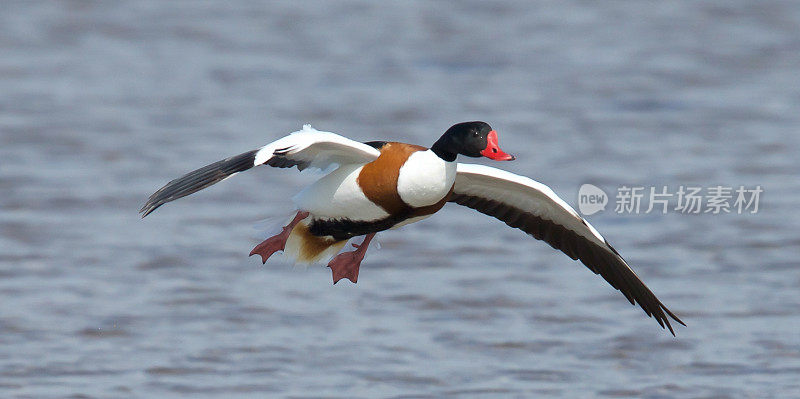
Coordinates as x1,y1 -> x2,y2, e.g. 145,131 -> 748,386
140,149 -> 259,217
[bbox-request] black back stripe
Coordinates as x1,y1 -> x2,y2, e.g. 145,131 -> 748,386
448,193 -> 684,335
363,141 -> 389,150
265,156 -> 308,170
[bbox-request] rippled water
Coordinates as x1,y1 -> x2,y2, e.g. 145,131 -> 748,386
2,1 -> 799,398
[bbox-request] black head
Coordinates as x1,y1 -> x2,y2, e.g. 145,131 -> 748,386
431,121 -> 515,162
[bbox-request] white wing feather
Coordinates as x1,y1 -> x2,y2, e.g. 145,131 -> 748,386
452,163 -> 606,243
449,163 -> 684,334
253,124 -> 380,171
140,125 -> 380,217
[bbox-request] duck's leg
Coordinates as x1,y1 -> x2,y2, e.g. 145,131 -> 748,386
328,233 -> 376,284
249,211 -> 309,264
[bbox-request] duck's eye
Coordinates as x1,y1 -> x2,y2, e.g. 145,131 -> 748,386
473,131 -> 479,137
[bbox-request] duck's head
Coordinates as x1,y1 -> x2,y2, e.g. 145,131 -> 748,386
431,121 -> 515,162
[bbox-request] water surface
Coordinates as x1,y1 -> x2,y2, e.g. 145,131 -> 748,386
1,1 -> 798,398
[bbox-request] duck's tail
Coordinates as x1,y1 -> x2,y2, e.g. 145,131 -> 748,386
284,218 -> 348,264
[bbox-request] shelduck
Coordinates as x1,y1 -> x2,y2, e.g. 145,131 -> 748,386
141,122 -> 684,334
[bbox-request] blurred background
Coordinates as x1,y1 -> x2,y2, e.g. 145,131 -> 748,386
1,1 -> 798,398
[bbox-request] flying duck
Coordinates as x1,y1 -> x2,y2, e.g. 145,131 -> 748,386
140,122 -> 684,334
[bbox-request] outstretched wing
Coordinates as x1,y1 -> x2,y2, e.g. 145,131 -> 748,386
140,125 -> 380,217
448,163 -> 684,334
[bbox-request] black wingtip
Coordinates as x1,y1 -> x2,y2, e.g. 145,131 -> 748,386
138,149 -> 259,219
652,301 -> 685,336
664,317 -> 676,336
664,308 -> 686,336
139,203 -> 160,218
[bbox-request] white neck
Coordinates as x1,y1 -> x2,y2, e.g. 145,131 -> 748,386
396,150 -> 457,207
